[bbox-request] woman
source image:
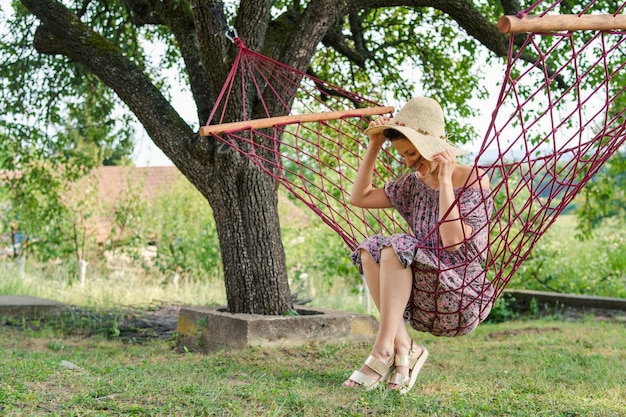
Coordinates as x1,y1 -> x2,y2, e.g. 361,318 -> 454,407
343,97 -> 494,393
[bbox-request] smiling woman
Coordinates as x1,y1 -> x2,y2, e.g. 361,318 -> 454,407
343,97 -> 493,392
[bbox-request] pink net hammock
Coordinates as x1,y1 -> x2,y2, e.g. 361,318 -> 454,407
200,0 -> 626,335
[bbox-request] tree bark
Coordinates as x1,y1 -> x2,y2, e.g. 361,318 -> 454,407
208,161 -> 291,314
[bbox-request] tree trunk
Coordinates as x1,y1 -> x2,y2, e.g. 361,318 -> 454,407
208,159 -> 291,314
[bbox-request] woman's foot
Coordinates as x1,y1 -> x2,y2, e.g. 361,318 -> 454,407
343,350 -> 395,390
387,341 -> 428,394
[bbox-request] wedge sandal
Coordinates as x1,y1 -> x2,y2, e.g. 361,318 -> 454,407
387,341 -> 428,394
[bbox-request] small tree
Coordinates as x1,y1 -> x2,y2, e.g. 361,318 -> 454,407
62,168 -> 102,287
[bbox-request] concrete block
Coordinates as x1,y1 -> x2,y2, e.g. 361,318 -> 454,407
505,289 -> 626,311
176,306 -> 378,353
0,295 -> 65,319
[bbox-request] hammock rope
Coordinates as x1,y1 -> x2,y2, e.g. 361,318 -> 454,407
200,0 -> 626,333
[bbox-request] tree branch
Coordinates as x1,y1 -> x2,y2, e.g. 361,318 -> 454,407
348,0 -> 509,57
233,0 -> 272,53
350,0 -> 567,89
500,0 -> 523,16
319,11 -> 373,68
349,12 -> 369,57
429,0 -> 510,57
122,0 -> 214,124
190,0 -> 236,106
21,0 -> 197,166
321,23 -> 370,68
275,0 -> 350,74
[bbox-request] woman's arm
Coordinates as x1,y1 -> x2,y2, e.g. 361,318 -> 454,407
349,117 -> 393,209
435,150 -> 473,251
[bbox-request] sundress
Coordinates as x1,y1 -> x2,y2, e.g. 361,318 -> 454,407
350,173 -> 495,337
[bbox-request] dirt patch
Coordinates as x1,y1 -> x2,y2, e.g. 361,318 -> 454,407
116,306 -> 180,342
2,305 -> 180,343
552,306 -> 626,322
487,326 -> 562,340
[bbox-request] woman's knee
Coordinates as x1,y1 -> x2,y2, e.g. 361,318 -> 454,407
359,249 -> 377,267
380,246 -> 401,265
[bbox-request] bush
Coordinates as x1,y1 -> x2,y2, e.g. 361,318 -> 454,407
141,176 -> 222,282
508,215 -> 626,298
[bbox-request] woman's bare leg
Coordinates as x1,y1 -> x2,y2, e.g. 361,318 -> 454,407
344,247 -> 413,388
375,246 -> 413,372
361,250 -> 383,315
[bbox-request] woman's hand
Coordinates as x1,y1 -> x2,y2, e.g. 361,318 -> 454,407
367,115 -> 391,147
433,150 -> 457,184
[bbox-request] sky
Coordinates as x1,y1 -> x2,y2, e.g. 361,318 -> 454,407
130,68 -> 190,167
132,131 -> 174,167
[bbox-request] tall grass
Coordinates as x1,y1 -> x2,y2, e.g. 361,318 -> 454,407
3,213 -> 626,313
510,215 -> 626,298
0,261 -> 227,309
0,257 -> 375,314
3,176 -> 626,313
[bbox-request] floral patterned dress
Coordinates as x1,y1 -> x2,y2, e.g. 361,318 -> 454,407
350,173 -> 495,336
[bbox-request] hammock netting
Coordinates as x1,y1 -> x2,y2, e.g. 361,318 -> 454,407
201,0 -> 626,333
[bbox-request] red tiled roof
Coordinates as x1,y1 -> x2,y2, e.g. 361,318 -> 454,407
0,170 -> 22,181
2,166 -> 183,245
79,166 -> 182,243
94,165 -> 181,208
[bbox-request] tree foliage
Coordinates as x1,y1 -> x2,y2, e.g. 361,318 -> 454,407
575,151 -> 626,238
0,1 -> 136,265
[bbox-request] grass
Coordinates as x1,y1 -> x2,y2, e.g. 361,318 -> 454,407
0,261 -> 228,310
508,215 -> 626,298
1,316 -> 625,416
0,260 -> 372,316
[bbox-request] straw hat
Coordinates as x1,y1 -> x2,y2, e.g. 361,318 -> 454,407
364,97 -> 468,161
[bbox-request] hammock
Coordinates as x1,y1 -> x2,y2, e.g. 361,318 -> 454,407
199,0 -> 626,334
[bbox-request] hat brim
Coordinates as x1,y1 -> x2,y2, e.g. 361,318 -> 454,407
364,125 -> 468,161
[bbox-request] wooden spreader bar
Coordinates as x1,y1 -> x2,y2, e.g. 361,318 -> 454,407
498,14 -> 626,33
200,106 -> 395,136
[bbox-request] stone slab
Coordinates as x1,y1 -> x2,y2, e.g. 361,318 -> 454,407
505,289 -> 626,311
176,306 -> 378,353
0,295 -> 65,318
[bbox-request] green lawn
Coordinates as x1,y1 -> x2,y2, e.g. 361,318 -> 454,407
1,316 -> 624,416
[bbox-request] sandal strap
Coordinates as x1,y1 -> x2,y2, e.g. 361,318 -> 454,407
364,355 -> 393,376
348,370 -> 376,387
394,342 -> 421,369
394,353 -> 419,369
388,371 -> 409,386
